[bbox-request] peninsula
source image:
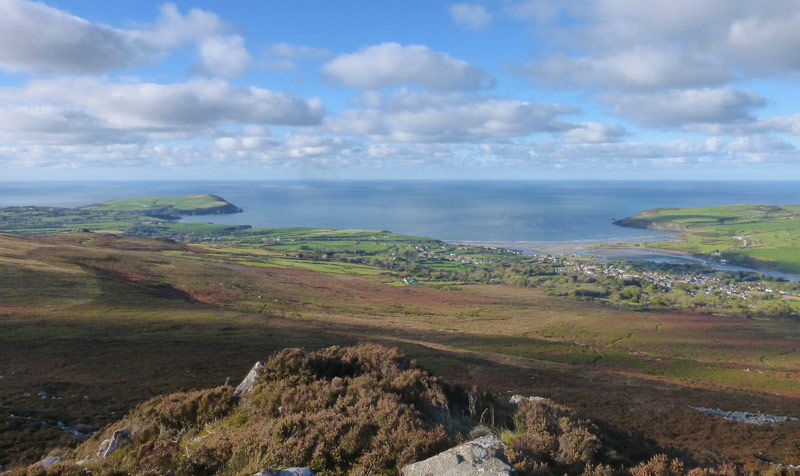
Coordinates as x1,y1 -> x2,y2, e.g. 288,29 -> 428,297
0,193 -> 242,235
615,204 -> 800,273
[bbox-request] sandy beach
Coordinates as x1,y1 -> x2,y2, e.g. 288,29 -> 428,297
452,240 -> 630,255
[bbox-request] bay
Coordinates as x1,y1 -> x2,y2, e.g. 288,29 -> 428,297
1,180 -> 799,244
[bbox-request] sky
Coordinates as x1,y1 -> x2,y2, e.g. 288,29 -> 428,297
1,0 -> 800,180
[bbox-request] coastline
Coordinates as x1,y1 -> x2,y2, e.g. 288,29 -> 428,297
458,240 -> 800,282
452,240 -> 668,256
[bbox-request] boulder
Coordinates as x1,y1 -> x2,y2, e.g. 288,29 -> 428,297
39,456 -> 64,468
254,469 -> 314,476
234,361 -> 265,399
97,429 -> 130,458
400,434 -> 513,476
509,394 -> 546,405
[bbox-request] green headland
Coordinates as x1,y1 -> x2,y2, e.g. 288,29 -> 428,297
615,204 -> 800,273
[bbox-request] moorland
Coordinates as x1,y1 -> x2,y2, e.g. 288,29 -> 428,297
1,195 -> 799,473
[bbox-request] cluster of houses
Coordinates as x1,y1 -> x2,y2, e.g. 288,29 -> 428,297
566,260 -> 800,303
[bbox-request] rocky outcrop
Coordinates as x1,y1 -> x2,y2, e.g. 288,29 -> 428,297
254,468 -> 314,476
400,434 -> 513,476
692,407 -> 795,424
38,456 -> 64,468
234,361 -> 265,399
97,429 -> 130,458
509,394 -> 546,405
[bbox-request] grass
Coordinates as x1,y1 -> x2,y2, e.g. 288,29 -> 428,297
81,194 -> 238,214
617,204 -> 800,273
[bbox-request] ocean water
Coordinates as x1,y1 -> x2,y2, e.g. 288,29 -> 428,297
1,181 -> 799,243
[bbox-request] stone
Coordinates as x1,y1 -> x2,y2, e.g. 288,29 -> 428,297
234,361 -> 265,399
691,407 -> 795,425
400,434 -> 514,476
254,468 -> 314,476
39,456 -> 64,468
96,429 -> 130,458
509,394 -> 546,405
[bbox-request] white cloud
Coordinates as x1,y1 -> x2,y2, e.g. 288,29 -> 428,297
197,35 -> 252,77
0,0 -> 250,76
561,122 -> 625,143
322,43 -> 493,90
0,78 -> 324,144
532,47 -> 729,90
511,0 -> 800,88
449,4 -> 492,30
602,88 -> 764,127
323,91 -> 573,142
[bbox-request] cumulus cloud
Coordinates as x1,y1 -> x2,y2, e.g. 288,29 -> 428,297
322,91 -> 573,142
531,47 -> 729,91
322,43 -> 494,90
511,0 -> 800,89
197,35 -> 252,77
0,0 -> 250,76
561,122 -> 625,143
0,78 -> 323,144
449,4 -> 492,30
602,88 -> 764,127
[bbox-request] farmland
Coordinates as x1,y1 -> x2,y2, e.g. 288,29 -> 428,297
615,204 -> 800,273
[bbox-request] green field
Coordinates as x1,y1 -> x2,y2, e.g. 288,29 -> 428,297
82,193 -> 242,215
616,204 -> 800,273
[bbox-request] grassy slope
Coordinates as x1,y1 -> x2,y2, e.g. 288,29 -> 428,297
2,233 -> 799,471
616,204 -> 800,273
0,194 -> 243,236
81,193 -> 239,214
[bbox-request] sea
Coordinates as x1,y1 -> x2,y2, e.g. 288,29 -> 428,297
2,180 -> 799,244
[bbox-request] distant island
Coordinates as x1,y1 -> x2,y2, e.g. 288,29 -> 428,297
615,204 -> 800,273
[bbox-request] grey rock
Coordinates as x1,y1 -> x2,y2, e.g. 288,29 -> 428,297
691,407 -> 795,425
509,394 -> 546,405
234,361 -> 265,399
254,468 -> 314,476
39,456 -> 64,468
401,434 -> 514,476
97,429 -> 130,458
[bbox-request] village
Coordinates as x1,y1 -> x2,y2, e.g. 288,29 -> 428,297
568,259 -> 800,303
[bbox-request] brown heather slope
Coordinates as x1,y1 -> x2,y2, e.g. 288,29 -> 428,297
1,233 -> 799,471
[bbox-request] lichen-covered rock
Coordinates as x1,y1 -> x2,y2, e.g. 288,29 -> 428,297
38,456 -> 64,468
509,394 -> 546,405
400,434 -> 513,476
254,468 -> 314,476
234,361 -> 265,399
691,406 -> 796,424
96,429 -> 130,458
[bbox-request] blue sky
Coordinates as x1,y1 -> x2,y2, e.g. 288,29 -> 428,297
1,0 -> 800,180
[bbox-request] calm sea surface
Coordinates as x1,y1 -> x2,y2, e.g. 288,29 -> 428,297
1,181 -> 799,243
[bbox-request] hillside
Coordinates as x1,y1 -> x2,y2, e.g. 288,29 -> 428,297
0,194 -> 242,235
614,204 -> 800,273
7,346 -> 750,476
82,194 -> 243,216
2,232 -> 800,472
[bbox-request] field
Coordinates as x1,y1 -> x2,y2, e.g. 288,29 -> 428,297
615,204 -> 800,273
0,193 -> 243,236
2,232 -> 800,471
